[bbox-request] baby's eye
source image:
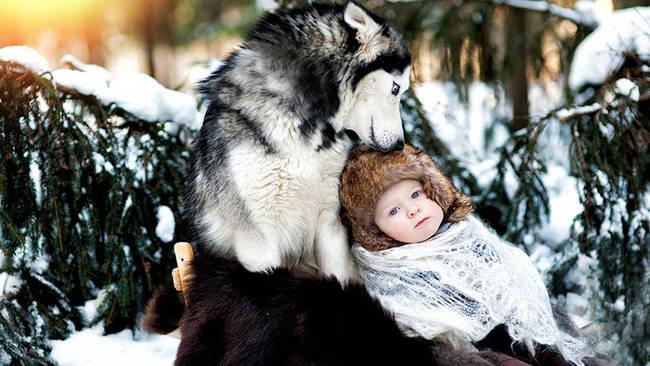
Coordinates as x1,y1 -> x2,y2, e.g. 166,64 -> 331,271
389,207 -> 399,216
391,82 -> 400,96
411,191 -> 420,199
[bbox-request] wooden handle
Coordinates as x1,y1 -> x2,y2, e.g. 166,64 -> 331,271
172,242 -> 194,292
172,268 -> 182,291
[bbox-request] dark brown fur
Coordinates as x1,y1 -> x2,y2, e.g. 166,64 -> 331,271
142,255 -> 499,366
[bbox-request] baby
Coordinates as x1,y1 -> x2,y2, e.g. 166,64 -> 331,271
339,144 -> 597,366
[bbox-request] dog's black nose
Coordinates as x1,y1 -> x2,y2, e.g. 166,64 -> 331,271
393,140 -> 404,151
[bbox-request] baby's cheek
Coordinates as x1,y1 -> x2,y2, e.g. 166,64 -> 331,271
394,223 -> 413,241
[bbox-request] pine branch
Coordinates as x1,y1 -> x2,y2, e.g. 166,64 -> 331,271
556,92 -> 650,121
0,211 -> 25,247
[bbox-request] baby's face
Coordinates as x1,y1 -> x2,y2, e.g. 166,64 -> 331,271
374,179 -> 444,244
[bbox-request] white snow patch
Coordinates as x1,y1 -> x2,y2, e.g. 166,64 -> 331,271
569,313 -> 592,330
0,350 -> 10,364
528,244 -> 554,275
29,254 -> 50,274
0,273 -> 6,296
538,164 -> 582,244
1,274 -> 23,296
50,324 -> 179,366
0,46 -> 50,74
566,292 -> 590,316
556,103 -> 601,120
101,73 -> 201,128
574,0 -> 601,23
80,299 -> 99,323
92,152 -> 115,174
60,54 -> 112,83
256,0 -> 277,11
569,7 -> 650,90
30,155 -> 42,205
122,196 -> 133,217
155,206 -> 175,243
52,69 -> 109,96
614,295 -> 625,311
50,55 -> 202,131
567,252 -> 598,291
614,78 -> 640,101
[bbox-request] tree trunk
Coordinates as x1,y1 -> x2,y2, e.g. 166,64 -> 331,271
143,0 -> 156,78
506,8 -> 529,133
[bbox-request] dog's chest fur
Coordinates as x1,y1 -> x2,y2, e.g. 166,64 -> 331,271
227,138 -> 350,247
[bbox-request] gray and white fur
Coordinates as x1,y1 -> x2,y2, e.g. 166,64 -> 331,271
187,1 -> 412,282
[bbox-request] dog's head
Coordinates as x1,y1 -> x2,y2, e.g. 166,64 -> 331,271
337,1 -> 412,152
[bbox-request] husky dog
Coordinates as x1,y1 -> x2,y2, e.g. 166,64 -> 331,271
187,1 -> 412,282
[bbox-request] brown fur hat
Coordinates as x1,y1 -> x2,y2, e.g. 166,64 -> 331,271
340,144 -> 473,251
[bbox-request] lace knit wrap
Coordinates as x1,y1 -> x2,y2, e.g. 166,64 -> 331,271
352,216 -> 589,365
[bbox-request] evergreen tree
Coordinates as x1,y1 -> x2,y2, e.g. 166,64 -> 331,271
0,60 -> 193,364
561,59 -> 649,363
388,1 -> 649,364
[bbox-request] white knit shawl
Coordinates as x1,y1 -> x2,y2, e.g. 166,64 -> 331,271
352,216 -> 588,365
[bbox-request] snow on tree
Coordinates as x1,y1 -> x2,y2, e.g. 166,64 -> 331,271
0,46 -> 199,365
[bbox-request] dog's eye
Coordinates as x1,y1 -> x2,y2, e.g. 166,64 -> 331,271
391,82 -> 400,96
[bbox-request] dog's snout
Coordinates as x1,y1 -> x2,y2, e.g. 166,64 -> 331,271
374,138 -> 404,152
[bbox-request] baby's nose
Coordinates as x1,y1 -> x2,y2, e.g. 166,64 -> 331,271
408,207 -> 421,217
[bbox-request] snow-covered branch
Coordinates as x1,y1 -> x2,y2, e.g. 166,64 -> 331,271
490,0 -> 599,29
389,0 -> 600,29
556,92 -> 650,121
0,46 -> 203,136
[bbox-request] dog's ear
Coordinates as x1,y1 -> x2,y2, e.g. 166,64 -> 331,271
344,1 -> 381,41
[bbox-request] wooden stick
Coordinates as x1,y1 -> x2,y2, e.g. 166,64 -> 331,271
172,242 -> 195,292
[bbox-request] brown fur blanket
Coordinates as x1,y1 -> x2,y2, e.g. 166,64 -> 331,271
142,255 -> 499,365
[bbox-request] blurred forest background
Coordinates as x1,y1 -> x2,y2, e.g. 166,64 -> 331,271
0,0 -> 648,365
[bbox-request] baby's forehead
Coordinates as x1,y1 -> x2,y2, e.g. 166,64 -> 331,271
376,179 -> 423,205
385,179 -> 423,192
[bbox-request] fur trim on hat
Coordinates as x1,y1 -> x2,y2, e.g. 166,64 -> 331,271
340,144 -> 473,251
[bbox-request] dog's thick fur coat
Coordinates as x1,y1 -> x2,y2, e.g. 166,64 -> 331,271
186,2 -> 411,281
142,255 -> 500,366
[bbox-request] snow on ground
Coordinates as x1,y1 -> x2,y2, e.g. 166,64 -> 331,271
50,300 -> 179,366
569,7 -> 650,90
50,325 -> 179,366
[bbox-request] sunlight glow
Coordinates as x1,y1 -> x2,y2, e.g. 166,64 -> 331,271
0,0 -> 105,32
